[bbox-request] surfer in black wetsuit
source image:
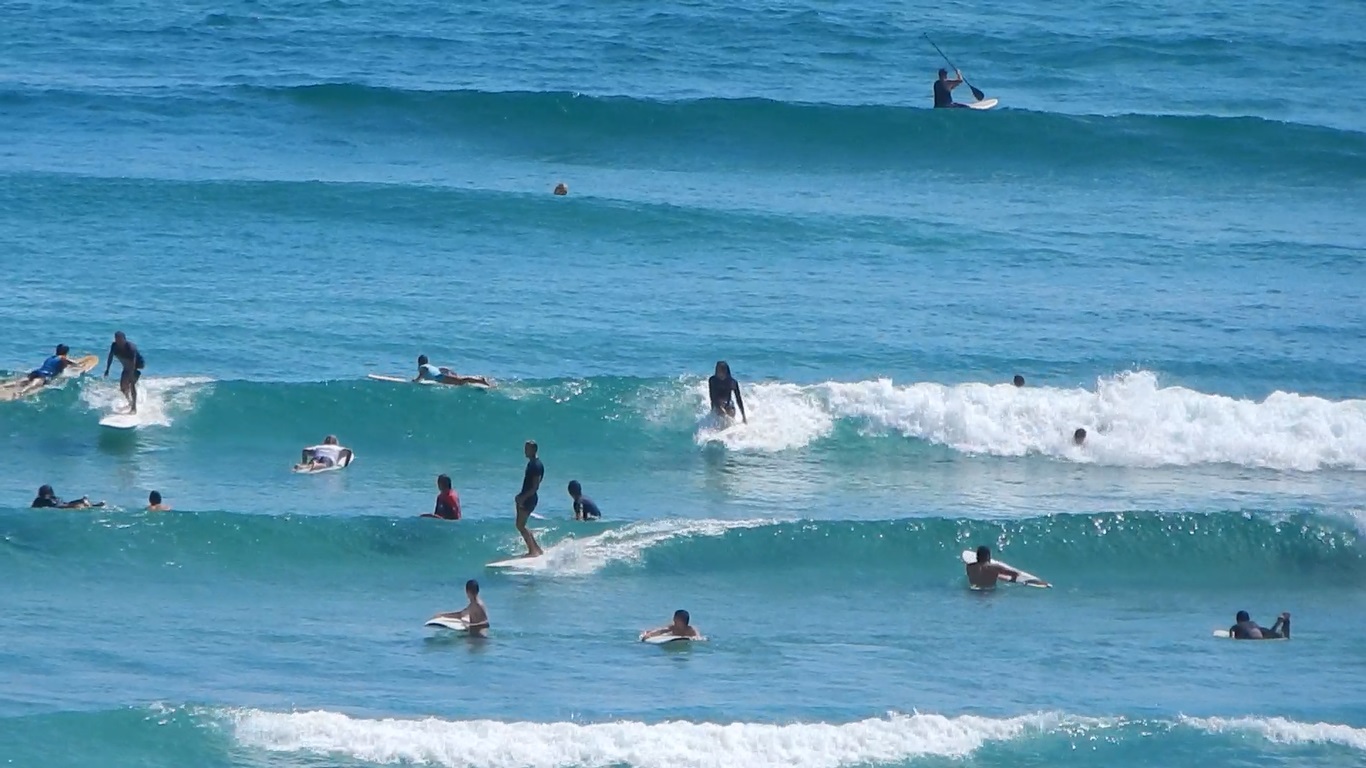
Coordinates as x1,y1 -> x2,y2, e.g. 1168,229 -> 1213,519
933,68 -> 967,109
1229,610 -> 1290,639
708,361 -> 746,423
515,441 -> 545,557
102,331 -> 143,414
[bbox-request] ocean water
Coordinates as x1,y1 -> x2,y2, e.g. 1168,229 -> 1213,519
3,0 -> 1366,766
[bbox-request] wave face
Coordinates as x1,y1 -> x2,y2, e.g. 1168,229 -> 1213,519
2,371 -> 1363,472
5,83 -> 1365,183
3,510 -> 1359,589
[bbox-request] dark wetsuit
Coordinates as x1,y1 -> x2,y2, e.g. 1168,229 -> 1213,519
433,489 -> 461,520
1230,617 -> 1289,640
518,458 -> 544,513
574,496 -> 602,520
708,375 -> 744,417
934,79 -> 964,109
31,495 -> 60,508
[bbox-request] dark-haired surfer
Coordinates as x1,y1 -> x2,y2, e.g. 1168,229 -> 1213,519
103,331 -> 143,414
966,545 -> 1049,589
1229,611 -> 1290,639
933,68 -> 967,109
415,354 -> 491,387
708,361 -> 746,423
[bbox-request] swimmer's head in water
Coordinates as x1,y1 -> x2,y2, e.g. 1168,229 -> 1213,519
437,474 -> 452,491
466,579 -> 480,596
524,440 -> 538,458
715,360 -> 731,378
568,480 -> 582,497
1013,375 -> 1025,387
149,490 -> 162,505
1236,610 -> 1250,623
418,354 -> 429,366
56,344 -> 70,356
553,183 -> 568,196
324,435 -> 339,445
674,609 -> 690,626
1073,428 -> 1087,445
976,545 -> 991,563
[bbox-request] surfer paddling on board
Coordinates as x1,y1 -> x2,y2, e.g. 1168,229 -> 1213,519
1229,610 -> 1290,640
515,440 -> 545,557
296,435 -> 352,471
31,485 -> 104,509
934,68 -> 968,109
640,610 -> 701,641
422,474 -> 461,520
966,546 -> 1050,589
708,361 -> 746,423
434,579 -> 490,638
16,344 -> 77,395
415,355 -> 492,387
102,331 -> 144,414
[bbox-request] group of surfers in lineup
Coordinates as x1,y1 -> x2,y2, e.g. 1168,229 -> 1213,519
10,346 -> 1285,641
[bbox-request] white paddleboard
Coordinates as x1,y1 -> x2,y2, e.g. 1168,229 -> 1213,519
960,550 -> 1049,588
292,452 -> 355,474
641,633 -> 704,645
426,615 -> 469,632
99,412 -> 141,430
965,98 -> 998,110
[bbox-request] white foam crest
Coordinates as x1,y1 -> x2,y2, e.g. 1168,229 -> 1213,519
230,709 -> 1061,768
684,371 -> 1366,470
1185,716 -> 1366,751
693,381 -> 833,452
79,376 -> 213,428
507,518 -> 777,576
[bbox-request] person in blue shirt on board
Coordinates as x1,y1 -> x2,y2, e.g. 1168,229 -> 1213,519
568,480 -> 601,520
8,344 -> 80,397
414,354 -> 492,387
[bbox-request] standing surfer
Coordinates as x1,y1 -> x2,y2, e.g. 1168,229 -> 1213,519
103,331 -> 144,414
515,440 -> 545,557
708,361 -> 747,423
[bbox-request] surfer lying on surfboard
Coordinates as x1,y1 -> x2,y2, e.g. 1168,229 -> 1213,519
432,579 -> 489,637
640,609 -> 702,641
30,485 -> 105,509
1228,610 -> 1290,640
966,545 -> 1050,589
415,355 -> 492,387
295,435 -> 352,471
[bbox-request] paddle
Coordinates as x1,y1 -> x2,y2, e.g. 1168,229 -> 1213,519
924,34 -> 986,102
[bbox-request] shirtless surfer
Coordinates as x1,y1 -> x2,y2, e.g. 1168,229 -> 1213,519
1229,610 -> 1290,640
433,579 -> 489,637
966,545 -> 1049,589
640,609 -> 701,640
102,331 -> 144,414
415,355 -> 492,387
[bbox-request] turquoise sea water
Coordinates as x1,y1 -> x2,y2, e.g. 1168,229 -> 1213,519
3,0 -> 1366,766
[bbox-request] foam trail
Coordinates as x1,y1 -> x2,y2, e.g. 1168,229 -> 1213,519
230,709 -> 1060,768
1185,716 -> 1366,751
493,518 -> 779,577
690,372 -> 1366,470
78,376 -> 213,427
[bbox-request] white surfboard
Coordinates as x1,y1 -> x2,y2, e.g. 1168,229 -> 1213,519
960,550 -> 1049,588
486,555 -> 546,571
426,615 -> 468,632
641,633 -> 704,645
1212,629 -> 1287,640
99,412 -> 142,430
965,98 -> 998,110
292,452 -> 355,474
368,373 -> 491,389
